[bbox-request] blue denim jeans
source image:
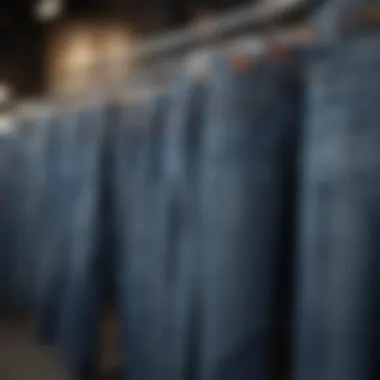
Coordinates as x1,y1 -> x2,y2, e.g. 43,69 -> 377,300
295,36 -> 380,380
9,118 -> 52,312
198,52 -> 301,380
0,131 -> 19,306
311,0 -> 380,41
156,79 -> 207,380
115,94 -> 171,380
34,113 -> 81,344
56,107 -> 107,379
113,102 -> 150,380
8,122 -> 34,310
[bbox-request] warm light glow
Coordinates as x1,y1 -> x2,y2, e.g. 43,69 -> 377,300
47,22 -> 134,95
100,27 -> 133,84
35,0 -> 64,21
65,31 -> 95,70
104,29 -> 132,60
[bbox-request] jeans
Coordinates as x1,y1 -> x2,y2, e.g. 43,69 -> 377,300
116,94 -> 170,380
34,114 -> 79,343
198,52 -> 301,380
0,132 -> 19,306
57,107 -> 106,380
311,0 -> 380,41
295,36 -> 380,380
10,118 -> 51,311
157,79 -> 207,380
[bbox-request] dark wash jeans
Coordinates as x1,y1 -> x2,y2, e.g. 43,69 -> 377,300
35,113 -> 83,344
0,132 -> 19,306
295,35 -> 380,380
116,78 -> 207,380
57,107 -> 106,380
113,102 -> 150,380
311,0 -> 380,42
10,118 -> 52,312
115,94 -> 171,380
157,79 -> 207,380
198,52 -> 301,380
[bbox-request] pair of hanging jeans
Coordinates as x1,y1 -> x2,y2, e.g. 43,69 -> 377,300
1,127 -> 28,310
119,80 -> 207,380
117,95 -> 170,380
157,78 -> 207,380
295,35 -> 380,380
34,113 -> 81,344
10,118 -> 51,312
57,107 -> 106,380
198,53 -> 302,380
22,115 -> 53,312
0,131 -> 18,306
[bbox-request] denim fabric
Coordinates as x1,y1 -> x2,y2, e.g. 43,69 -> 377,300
8,120 -> 33,310
295,36 -> 380,380
311,0 -> 380,41
34,112 -> 80,344
10,118 -> 52,311
23,115 -> 53,310
57,107 -> 106,380
0,129 -> 19,306
198,53 -> 301,380
99,106 -> 120,306
116,95 -> 170,380
157,79 -> 207,380
2,128 -> 26,310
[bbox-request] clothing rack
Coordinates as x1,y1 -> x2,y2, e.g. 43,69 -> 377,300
9,0 -> 322,112
92,0 -> 320,71
129,0 -> 316,61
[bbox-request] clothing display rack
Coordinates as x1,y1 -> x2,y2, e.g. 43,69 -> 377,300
1,2 -> 380,380
5,0 -> 319,112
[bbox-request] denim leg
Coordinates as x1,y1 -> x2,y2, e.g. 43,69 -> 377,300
9,124 -> 29,310
3,129 -> 27,310
22,116 -> 52,311
114,104 -> 142,379
155,80 -> 208,380
11,120 -> 48,312
198,54 -> 301,380
0,132 -> 18,306
295,36 -> 380,380
34,117 -> 77,344
58,108 -> 106,380
117,96 -> 170,380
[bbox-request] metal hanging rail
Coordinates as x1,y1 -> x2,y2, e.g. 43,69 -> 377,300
131,0 -> 318,60
11,0 -> 322,112
104,0 -> 318,64
40,0 -> 318,96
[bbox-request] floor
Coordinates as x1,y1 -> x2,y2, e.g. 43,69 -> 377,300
0,310 -> 121,380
